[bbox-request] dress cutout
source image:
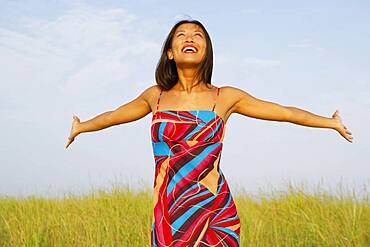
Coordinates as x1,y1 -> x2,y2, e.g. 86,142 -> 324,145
150,87 -> 240,246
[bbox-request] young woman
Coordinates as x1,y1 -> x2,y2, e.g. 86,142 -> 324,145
66,19 -> 353,246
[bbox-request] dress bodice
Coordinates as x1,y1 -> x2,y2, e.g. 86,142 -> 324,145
151,110 -> 225,143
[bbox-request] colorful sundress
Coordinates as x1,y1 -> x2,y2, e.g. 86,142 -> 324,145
150,87 -> 241,246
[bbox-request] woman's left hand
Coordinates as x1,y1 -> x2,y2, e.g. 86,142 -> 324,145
332,109 -> 353,143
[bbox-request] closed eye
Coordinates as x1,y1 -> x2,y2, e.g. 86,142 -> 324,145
176,32 -> 203,37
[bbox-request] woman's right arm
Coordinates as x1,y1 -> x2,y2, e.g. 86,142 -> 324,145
65,85 -> 158,148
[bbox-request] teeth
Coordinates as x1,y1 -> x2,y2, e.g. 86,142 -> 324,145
183,46 -> 197,52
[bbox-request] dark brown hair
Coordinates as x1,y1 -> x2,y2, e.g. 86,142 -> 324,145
155,19 -> 214,90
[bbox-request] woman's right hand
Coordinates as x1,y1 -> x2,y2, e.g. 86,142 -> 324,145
65,115 -> 81,149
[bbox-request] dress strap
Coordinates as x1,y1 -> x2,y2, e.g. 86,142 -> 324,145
211,87 -> 220,111
156,87 -> 163,111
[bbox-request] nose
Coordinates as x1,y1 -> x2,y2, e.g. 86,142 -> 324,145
185,34 -> 194,42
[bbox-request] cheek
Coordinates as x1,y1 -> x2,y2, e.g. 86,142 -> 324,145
172,45 -> 182,55
200,45 -> 207,56
172,39 -> 183,48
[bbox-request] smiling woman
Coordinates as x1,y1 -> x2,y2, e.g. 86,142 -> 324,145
66,18 -> 353,247
155,20 -> 214,90
149,20 -> 242,246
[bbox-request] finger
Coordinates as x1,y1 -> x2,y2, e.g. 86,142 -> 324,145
66,139 -> 73,148
65,137 -> 73,148
338,130 -> 351,143
344,134 -> 351,142
347,135 -> 354,142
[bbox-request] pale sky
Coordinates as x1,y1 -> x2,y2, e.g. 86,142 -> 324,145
1,0 -> 369,199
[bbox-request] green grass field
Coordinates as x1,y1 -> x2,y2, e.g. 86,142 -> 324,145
0,181 -> 369,246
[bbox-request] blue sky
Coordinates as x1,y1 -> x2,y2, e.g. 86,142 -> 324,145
0,0 -> 369,198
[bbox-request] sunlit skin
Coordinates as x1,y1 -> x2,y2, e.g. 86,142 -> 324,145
167,23 -> 207,89
65,23 -> 353,149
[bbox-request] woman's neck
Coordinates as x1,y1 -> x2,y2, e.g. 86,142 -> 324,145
175,66 -> 204,93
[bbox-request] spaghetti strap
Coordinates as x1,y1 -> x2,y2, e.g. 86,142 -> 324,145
156,87 -> 163,111
211,87 -> 220,111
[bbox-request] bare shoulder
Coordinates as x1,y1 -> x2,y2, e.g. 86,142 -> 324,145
137,84 -> 162,111
139,84 -> 161,99
219,85 -> 252,105
220,85 -> 250,98
217,85 -> 258,117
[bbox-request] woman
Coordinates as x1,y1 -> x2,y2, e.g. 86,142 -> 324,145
66,19 -> 353,246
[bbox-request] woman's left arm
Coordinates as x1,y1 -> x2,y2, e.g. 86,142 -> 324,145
228,86 -> 353,143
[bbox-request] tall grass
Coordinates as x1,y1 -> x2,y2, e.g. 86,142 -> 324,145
234,181 -> 369,246
0,181 -> 369,246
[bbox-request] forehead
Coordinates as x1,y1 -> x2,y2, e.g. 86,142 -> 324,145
175,23 -> 204,33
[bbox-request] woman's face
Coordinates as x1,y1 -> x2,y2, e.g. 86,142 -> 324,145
167,23 -> 207,67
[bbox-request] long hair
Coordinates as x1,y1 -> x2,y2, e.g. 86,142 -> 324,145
155,19 -> 214,90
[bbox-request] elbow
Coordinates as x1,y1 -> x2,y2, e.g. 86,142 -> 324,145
103,111 -> 116,127
284,106 -> 293,122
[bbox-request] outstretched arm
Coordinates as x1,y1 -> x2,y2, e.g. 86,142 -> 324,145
228,86 -> 353,143
65,85 -> 156,148
284,107 -> 353,142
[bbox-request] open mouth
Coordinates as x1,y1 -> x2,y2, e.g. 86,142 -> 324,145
182,45 -> 198,53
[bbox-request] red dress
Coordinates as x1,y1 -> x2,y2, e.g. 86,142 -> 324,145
150,87 -> 240,246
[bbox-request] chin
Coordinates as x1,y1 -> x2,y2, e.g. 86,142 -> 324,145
177,58 -> 204,65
